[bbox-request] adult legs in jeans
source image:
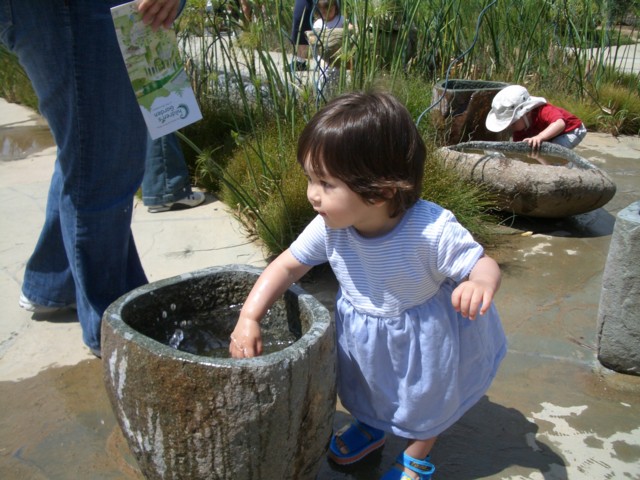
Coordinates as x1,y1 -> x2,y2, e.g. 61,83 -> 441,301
140,0 -> 202,213
142,132 -> 204,212
0,0 -> 148,352
290,0 -> 313,69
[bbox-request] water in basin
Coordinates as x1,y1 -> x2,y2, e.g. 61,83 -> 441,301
140,303 -> 297,357
459,147 -> 573,167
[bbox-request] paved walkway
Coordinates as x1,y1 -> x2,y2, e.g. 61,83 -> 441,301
0,97 -> 266,378
1,96 -> 640,479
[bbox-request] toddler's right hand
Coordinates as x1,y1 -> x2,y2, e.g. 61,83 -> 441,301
229,318 -> 263,358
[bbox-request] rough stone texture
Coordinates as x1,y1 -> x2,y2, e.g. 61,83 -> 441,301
437,141 -> 617,218
102,264 -> 336,480
597,201 -> 640,376
430,79 -> 511,145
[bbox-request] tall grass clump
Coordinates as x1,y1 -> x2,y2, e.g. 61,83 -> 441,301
211,119 -> 313,253
593,82 -> 640,135
0,47 -> 38,110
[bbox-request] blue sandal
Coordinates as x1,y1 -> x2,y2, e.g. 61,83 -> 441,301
381,452 -> 436,479
328,420 -> 386,465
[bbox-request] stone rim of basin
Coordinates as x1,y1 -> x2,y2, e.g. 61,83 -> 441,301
446,140 -> 598,169
102,263 -> 332,366
436,140 -> 617,218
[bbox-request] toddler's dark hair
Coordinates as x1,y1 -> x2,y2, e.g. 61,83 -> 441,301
297,91 -> 425,217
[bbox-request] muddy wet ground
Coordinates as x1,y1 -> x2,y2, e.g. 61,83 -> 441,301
1,104 -> 639,479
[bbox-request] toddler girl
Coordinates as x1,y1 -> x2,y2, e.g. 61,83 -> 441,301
230,91 -> 507,479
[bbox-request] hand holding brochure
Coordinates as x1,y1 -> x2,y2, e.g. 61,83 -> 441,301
111,1 -> 202,139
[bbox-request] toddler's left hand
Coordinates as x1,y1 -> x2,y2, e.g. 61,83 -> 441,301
523,135 -> 543,150
451,279 -> 495,320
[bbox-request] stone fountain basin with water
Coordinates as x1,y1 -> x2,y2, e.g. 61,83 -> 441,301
101,264 -> 336,480
437,141 -> 617,218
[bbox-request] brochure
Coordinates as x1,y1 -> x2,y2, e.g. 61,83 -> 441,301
111,1 -> 202,139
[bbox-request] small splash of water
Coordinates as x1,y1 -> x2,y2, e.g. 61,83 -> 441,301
169,329 -> 184,349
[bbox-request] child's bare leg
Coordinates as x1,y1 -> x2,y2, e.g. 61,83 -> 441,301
401,437 -> 437,478
297,44 -> 309,61
406,436 -> 436,459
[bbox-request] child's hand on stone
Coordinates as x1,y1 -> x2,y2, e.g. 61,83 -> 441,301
523,135 -> 544,150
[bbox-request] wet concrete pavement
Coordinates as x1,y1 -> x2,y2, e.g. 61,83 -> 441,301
1,97 -> 639,479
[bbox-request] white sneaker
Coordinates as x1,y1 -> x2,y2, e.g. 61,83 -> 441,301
19,293 -> 76,313
147,191 -> 206,213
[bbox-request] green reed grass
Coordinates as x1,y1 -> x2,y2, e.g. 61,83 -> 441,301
171,0 -> 639,254
0,47 -> 38,110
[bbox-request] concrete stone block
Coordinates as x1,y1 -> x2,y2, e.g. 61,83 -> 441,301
597,200 -> 640,375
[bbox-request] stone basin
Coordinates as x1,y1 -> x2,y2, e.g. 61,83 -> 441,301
430,79 -> 510,145
437,141 -> 617,218
101,264 -> 336,480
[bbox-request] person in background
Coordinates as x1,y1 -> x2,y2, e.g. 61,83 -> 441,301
308,0 -> 345,72
142,1 -> 204,214
143,134 -> 205,213
229,91 -> 507,480
485,84 -> 587,149
3,0 -> 180,358
289,0 -> 313,71
313,0 -> 343,31
206,0 -> 253,23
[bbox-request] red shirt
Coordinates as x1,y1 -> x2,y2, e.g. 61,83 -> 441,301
513,104 -> 583,141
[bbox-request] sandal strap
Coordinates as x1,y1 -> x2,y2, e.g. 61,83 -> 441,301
352,420 -> 379,441
396,452 -> 436,478
330,420 -> 386,465
336,419 -> 381,443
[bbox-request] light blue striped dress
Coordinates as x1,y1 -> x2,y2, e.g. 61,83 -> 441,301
289,200 -> 507,439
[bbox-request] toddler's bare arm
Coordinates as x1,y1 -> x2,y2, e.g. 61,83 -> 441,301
229,250 -> 312,358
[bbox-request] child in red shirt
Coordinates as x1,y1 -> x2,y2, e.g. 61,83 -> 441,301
486,85 -> 587,149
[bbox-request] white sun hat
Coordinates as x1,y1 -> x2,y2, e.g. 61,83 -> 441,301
485,85 -> 547,132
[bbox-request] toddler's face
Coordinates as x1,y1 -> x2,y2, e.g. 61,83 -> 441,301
510,116 -> 527,132
303,158 -> 378,234
318,4 -> 337,21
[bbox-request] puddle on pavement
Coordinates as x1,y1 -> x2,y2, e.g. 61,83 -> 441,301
0,360 -> 143,480
3,348 -> 637,479
1,124 -> 55,161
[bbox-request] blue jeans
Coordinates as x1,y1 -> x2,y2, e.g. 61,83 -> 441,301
142,133 -> 193,206
291,0 -> 313,47
0,0 -> 148,351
